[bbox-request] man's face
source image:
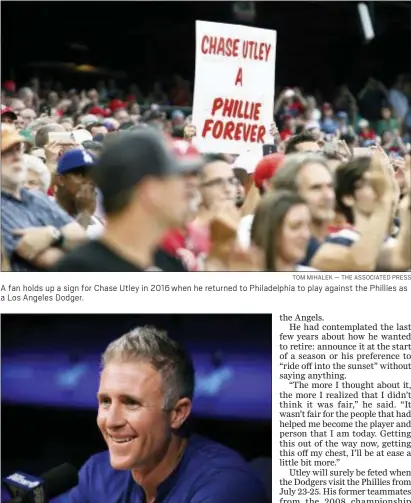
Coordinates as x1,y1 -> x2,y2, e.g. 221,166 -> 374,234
48,92 -> 59,106
130,103 -> 140,116
1,143 -> 25,189
97,360 -> 171,470
88,90 -> 99,104
381,107 -> 391,120
21,91 -> 34,108
59,168 -> 93,200
146,174 -> 191,228
172,114 -> 185,127
114,110 -> 129,125
20,108 -> 37,127
297,162 -> 335,223
14,115 -> 25,131
200,161 -> 237,209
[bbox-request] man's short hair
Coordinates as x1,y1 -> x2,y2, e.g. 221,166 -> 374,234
102,326 -> 195,411
85,121 -> 103,133
271,152 -> 331,193
202,153 -> 228,165
28,117 -> 53,134
284,132 -> 318,154
335,156 -> 371,224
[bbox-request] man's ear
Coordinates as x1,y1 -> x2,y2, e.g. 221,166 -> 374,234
54,173 -> 64,188
169,398 -> 192,430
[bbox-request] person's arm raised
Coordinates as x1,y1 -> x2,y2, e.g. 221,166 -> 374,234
377,156 -> 411,271
311,149 -> 394,272
274,90 -> 287,115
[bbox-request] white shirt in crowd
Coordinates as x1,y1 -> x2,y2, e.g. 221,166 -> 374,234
237,214 -> 254,249
86,217 -> 105,239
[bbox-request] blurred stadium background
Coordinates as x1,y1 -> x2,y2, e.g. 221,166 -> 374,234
2,1 -> 410,96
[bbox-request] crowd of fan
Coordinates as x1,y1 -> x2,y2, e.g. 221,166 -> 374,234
1,74 -> 410,272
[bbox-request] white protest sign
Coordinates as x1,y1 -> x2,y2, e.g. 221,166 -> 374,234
192,20 -> 276,155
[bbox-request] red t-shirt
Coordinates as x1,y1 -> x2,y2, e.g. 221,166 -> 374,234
280,129 -> 293,141
161,224 -> 210,271
327,223 -> 355,234
359,129 -> 376,140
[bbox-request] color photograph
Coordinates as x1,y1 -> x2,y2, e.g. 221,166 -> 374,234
2,314 -> 272,503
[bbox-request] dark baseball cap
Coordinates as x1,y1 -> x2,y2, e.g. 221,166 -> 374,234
57,148 -> 95,175
91,128 -> 204,199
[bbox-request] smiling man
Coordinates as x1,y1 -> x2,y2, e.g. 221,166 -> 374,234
64,327 -> 268,503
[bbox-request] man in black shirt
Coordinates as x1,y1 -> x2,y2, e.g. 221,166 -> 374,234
54,130 -> 203,271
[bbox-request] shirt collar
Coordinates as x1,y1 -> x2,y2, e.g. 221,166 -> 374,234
1,187 -> 35,204
131,435 -> 192,500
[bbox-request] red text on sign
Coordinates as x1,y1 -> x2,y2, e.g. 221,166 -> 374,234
242,40 -> 272,62
201,36 -> 240,58
200,36 -> 272,62
211,98 -> 262,121
234,68 -> 243,86
201,120 -> 266,143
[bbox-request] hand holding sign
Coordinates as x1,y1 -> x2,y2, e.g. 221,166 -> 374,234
184,124 -> 197,140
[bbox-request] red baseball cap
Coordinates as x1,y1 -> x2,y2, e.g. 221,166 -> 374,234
1,107 -> 17,120
2,80 -> 16,93
88,106 -> 105,117
108,99 -> 126,112
253,153 -> 285,189
169,139 -> 204,172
